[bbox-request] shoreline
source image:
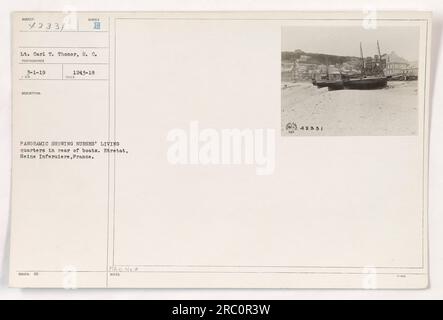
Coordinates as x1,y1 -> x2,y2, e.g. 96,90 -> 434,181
281,81 -> 419,136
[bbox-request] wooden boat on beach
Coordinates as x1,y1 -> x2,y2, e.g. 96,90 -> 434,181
315,68 -> 344,90
311,41 -> 389,91
343,41 -> 387,90
325,71 -> 344,90
314,73 -> 328,88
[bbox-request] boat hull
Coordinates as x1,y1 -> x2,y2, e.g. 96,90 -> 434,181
326,80 -> 344,91
343,77 -> 388,90
388,74 -> 406,81
316,81 -> 329,88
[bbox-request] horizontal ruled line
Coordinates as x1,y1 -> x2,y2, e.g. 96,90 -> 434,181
19,78 -> 108,81
19,62 -> 109,65
19,46 -> 109,49
20,30 -> 108,33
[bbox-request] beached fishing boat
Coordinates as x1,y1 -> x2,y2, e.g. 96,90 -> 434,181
388,74 -> 406,81
313,61 -> 345,90
343,41 -> 387,90
315,67 -> 344,90
314,73 -> 328,88
325,71 -> 344,91
388,74 -> 418,81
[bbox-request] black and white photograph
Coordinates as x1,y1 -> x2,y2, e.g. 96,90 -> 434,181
281,25 -> 421,136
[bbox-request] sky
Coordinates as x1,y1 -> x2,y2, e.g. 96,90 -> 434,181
282,26 -> 420,62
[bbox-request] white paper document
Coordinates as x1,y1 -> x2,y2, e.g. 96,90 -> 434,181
9,11 -> 431,288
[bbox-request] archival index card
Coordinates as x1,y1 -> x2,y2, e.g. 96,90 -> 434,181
10,11 -> 431,288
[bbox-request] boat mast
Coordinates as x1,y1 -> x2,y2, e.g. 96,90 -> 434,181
377,40 -> 382,69
326,58 -> 329,79
360,42 -> 365,76
377,40 -> 382,59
